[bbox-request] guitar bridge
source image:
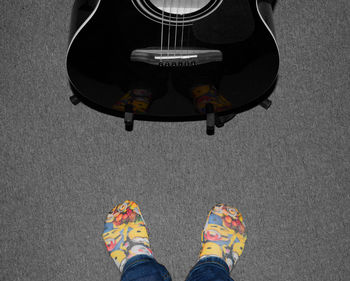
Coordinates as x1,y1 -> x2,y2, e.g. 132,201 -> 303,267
130,47 -> 222,66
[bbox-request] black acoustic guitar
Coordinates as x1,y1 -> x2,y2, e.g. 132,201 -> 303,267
66,0 -> 279,123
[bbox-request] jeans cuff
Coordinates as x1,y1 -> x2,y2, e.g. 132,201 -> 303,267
193,256 -> 230,273
122,255 -> 156,273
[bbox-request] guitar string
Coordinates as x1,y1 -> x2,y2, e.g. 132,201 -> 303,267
174,0 -> 180,56
160,0 -> 165,60
167,0 -> 174,57
160,1 -> 214,61
188,0 -> 194,56
180,0 -> 185,50
161,0 -> 201,59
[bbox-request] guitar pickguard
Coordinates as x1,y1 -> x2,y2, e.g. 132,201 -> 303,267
193,0 -> 255,44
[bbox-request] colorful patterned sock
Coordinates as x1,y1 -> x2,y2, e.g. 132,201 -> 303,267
112,89 -> 153,113
102,200 -> 153,272
190,84 -> 232,114
199,204 -> 247,271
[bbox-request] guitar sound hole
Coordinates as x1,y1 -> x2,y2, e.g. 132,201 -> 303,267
131,0 -> 223,25
149,0 -> 211,14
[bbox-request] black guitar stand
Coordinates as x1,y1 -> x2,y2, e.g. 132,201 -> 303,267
124,104 -> 134,132
70,92 -> 272,136
206,104 -> 215,136
69,95 -> 81,106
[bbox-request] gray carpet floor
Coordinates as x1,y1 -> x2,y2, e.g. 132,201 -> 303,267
1,0 -> 349,280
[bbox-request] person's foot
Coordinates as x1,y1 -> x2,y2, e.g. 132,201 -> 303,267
112,89 -> 153,114
199,204 -> 247,271
102,200 -> 153,272
190,84 -> 232,114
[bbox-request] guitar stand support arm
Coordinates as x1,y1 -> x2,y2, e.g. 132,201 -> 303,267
206,103 -> 215,136
260,98 -> 272,110
70,94 -> 81,105
122,103 -> 236,135
124,104 -> 134,132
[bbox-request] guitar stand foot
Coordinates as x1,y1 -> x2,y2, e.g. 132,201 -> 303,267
260,99 -> 272,110
70,95 -> 80,105
124,104 -> 134,132
206,103 -> 215,136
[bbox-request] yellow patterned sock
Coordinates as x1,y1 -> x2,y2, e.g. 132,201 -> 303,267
102,200 -> 153,272
199,204 -> 247,271
112,89 -> 153,113
190,84 -> 232,114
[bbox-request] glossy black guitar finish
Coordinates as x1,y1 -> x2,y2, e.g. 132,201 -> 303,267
66,0 -> 279,121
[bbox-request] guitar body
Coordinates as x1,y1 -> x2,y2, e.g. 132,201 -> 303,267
66,0 -> 279,120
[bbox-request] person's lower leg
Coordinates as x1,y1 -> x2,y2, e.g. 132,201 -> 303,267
102,200 -> 153,271
102,201 -> 172,281
185,203 -> 247,281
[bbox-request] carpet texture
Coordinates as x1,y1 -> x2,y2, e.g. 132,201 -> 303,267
0,1 -> 349,281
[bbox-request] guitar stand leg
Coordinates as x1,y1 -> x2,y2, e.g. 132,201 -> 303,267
70,95 -> 80,105
124,104 -> 134,132
260,99 -> 272,110
206,103 -> 215,136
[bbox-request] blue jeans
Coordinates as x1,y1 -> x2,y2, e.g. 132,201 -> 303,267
121,255 -> 234,281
